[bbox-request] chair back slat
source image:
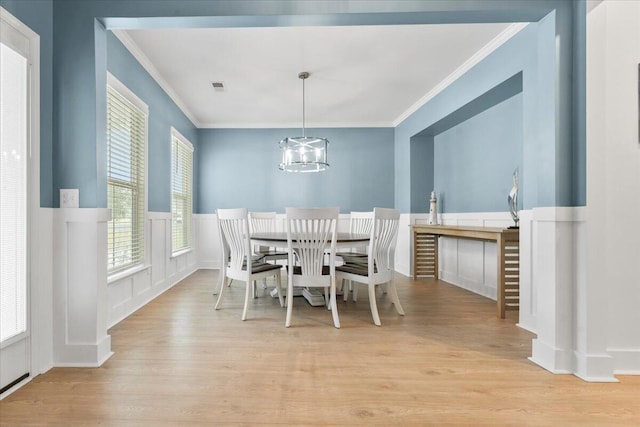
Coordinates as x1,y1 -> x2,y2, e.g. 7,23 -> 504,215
349,211 -> 373,235
286,208 -> 338,278
369,208 -> 400,276
249,211 -> 277,233
217,208 -> 251,274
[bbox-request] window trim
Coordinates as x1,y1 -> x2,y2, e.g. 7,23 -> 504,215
170,127 -> 193,256
106,72 -> 149,277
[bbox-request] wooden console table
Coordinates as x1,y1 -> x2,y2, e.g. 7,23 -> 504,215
412,224 -> 520,319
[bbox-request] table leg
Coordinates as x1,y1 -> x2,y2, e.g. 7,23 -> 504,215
413,231 -> 439,279
434,235 -> 439,280
413,231 -> 417,280
497,235 -> 506,319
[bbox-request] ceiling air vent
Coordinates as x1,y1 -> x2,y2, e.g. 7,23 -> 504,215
211,82 -> 225,92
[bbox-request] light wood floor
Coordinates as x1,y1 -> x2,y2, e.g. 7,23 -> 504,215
2,270 -> 639,426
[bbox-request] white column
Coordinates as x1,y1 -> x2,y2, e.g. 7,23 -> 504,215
529,207 -> 582,374
53,208 -> 112,366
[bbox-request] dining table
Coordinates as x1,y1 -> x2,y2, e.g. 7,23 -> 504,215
249,232 -> 370,306
250,232 -> 370,250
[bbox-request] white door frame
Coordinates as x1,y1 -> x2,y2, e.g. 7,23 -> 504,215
0,6 -> 42,399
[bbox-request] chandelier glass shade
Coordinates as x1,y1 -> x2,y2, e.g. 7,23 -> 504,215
279,136 -> 329,172
279,72 -> 329,173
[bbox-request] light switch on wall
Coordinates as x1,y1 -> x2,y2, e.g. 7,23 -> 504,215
60,189 -> 79,208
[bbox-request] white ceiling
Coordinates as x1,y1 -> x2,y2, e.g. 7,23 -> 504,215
117,22 -> 520,128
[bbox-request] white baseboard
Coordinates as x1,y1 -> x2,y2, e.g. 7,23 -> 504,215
529,338 -> 574,374
608,349 -> 640,375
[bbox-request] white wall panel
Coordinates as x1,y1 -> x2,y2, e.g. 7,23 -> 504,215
395,214 -> 412,276
52,208 -> 111,367
194,214 -> 221,270
433,212 -> 512,301
150,215 -> 166,287
529,207 -> 580,375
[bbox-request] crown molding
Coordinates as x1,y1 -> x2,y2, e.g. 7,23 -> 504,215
111,30 -> 201,128
197,121 -> 393,129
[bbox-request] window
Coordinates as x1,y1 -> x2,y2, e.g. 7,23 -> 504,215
107,74 -> 147,274
171,128 -> 193,254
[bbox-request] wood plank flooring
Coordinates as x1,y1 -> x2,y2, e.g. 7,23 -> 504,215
1,270 -> 639,425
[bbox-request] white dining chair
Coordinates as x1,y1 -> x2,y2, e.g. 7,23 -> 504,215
284,207 -> 340,328
249,211 -> 288,264
336,211 -> 373,300
336,211 -> 373,259
215,208 -> 284,320
335,207 -> 404,326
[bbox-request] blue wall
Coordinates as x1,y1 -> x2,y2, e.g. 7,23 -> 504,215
409,72 -> 523,213
3,0 -> 584,212
106,32 -> 198,212
197,128 -> 394,214
1,0 -> 54,207
410,135 -> 434,213
434,93 -> 522,213
396,15 -> 560,212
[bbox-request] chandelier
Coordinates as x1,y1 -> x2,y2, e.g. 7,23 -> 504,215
279,72 -> 329,172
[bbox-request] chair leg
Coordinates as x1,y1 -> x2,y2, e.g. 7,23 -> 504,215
215,271 -> 224,296
342,279 -> 349,302
285,281 -> 294,327
329,281 -> 340,329
353,282 -> 359,301
325,286 -> 330,309
368,283 -> 381,326
388,281 -> 405,315
275,272 -> 284,308
241,280 -> 251,321
215,276 -> 227,310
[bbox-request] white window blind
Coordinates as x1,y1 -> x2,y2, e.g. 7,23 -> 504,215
171,129 -> 193,254
107,80 -> 146,274
0,41 -> 27,342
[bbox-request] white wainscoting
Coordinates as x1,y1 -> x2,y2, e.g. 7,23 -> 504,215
194,213 -> 221,270
395,214 -> 413,277
44,206 -> 628,382
437,212 -> 514,302
528,207 -> 607,378
107,212 -> 198,328
45,205 -> 629,382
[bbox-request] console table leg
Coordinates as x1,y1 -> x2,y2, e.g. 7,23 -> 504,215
497,235 -> 506,319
